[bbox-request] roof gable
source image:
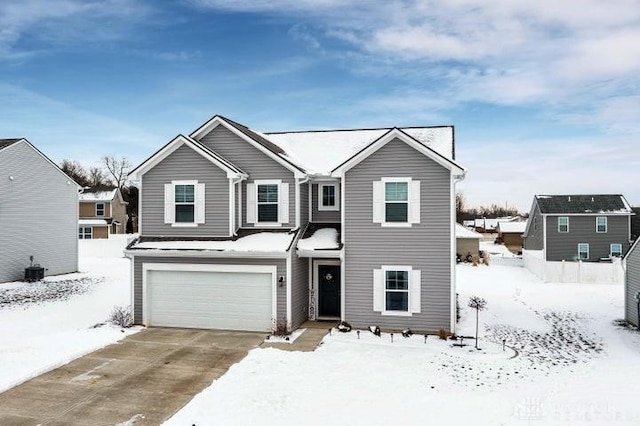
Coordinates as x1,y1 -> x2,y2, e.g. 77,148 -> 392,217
129,134 -> 246,180
0,138 -> 23,151
535,195 -> 632,215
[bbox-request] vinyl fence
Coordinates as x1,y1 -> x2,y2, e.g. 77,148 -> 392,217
523,249 -> 623,284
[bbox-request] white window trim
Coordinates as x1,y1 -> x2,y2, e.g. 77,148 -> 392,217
254,179 -> 285,226
381,177 -> 412,228
79,226 -> 92,239
596,216 -> 607,233
318,183 -> 339,211
95,203 -> 105,217
578,243 -> 589,260
610,243 -> 623,257
558,216 -> 569,233
167,180 -> 203,228
377,265 -> 421,317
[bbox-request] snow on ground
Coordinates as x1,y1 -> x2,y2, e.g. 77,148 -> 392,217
0,235 -> 136,393
481,239 -> 518,258
167,263 -> 640,426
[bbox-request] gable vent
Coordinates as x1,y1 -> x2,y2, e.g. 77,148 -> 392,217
591,196 -> 594,202
568,196 -> 571,202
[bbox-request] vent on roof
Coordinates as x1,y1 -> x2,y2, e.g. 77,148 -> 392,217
591,197 -> 594,202
568,196 -> 571,202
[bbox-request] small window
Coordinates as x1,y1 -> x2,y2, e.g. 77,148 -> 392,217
385,181 -> 408,223
175,184 -> 195,223
257,184 -> 278,223
610,244 -> 622,257
558,217 -> 569,233
96,203 -> 105,217
596,216 -> 607,233
78,227 -> 92,239
578,243 -> 589,260
319,184 -> 339,211
385,270 -> 409,312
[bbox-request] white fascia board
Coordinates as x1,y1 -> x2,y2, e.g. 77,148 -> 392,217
124,249 -> 290,259
544,212 -> 633,216
190,117 -> 305,179
625,238 -> 640,261
129,135 -> 243,181
296,249 -> 342,258
331,129 -> 465,177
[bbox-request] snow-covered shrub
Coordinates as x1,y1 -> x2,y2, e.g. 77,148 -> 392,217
338,321 -> 352,332
109,305 -> 133,328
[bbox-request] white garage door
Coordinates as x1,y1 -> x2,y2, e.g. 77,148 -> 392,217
146,269 -> 274,332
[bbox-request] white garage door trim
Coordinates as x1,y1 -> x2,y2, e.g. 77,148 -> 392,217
142,263 -> 277,329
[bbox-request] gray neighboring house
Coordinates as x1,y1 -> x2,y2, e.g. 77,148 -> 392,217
624,238 -> 640,326
125,115 -> 466,333
522,194 -> 634,261
0,138 -> 79,283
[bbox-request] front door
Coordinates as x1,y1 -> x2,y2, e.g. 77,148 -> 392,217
318,264 -> 341,318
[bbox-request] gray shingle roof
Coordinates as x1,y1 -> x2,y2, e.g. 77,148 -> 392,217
0,138 -> 23,151
535,195 -> 631,214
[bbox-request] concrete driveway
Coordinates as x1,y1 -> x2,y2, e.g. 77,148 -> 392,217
0,328 -> 265,425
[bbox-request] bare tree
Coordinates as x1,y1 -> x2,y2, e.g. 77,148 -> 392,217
102,156 -> 132,189
60,159 -> 89,187
468,296 -> 487,349
456,192 -> 466,224
88,166 -> 111,187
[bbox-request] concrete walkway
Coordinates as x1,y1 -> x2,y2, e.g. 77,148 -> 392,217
0,328 -> 264,425
262,321 -> 335,352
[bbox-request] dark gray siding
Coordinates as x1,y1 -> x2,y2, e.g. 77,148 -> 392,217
300,181 -> 309,227
132,256 -> 286,326
141,144 -> 230,237
0,142 -> 78,282
290,253 -> 309,329
344,137 -> 452,331
546,215 -> 630,261
523,203 -> 544,250
199,126 -> 295,228
626,243 -> 640,326
311,183 -> 341,222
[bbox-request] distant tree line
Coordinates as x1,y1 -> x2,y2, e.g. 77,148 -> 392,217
456,192 -> 522,224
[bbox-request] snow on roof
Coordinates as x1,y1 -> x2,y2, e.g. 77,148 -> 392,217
79,219 -> 109,226
497,221 -> 528,234
473,217 -> 519,230
297,228 -> 340,251
132,232 -> 295,253
263,127 -> 454,175
79,189 -> 117,202
455,224 -> 483,239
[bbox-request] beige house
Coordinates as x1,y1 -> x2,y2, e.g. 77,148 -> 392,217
497,220 -> 527,254
456,223 -> 482,260
78,187 -> 128,239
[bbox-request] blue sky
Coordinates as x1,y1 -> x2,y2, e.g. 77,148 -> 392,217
1,0 -> 639,211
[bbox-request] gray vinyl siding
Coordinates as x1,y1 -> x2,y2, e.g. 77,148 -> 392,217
625,243 -> 640,326
199,125 -> 295,228
545,215 -> 631,261
132,256 -> 286,326
523,203 -> 544,250
299,181 -> 309,227
290,253 -> 309,329
311,183 -> 341,222
344,137 -> 452,331
141,144 -> 230,237
0,141 -> 78,282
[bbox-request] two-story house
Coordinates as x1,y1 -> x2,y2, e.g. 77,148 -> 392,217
78,186 -> 128,239
522,194 -> 634,261
125,116 -> 465,333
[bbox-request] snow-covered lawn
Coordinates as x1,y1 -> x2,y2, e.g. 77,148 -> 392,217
0,235 -> 136,393
167,264 -> 640,426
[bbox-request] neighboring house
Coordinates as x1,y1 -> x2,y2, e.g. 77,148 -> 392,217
472,216 -> 519,233
79,186 -> 128,239
0,138 -> 79,283
125,115 -> 465,333
522,195 -> 634,261
631,207 -> 640,242
497,220 -> 527,254
455,223 -> 482,259
625,238 -> 640,327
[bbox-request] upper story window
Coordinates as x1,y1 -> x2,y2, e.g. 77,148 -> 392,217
246,180 -> 289,226
318,183 -> 339,211
164,180 -> 205,227
558,216 -> 569,233
96,203 -> 105,217
373,178 -> 420,227
578,243 -> 589,260
596,216 -> 607,233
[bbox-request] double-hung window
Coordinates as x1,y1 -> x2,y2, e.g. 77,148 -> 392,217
78,227 -> 92,239
596,217 -> 607,233
578,243 -> 589,260
385,270 -> 409,312
247,180 -> 289,226
558,217 -> 569,233
319,183 -> 339,211
610,244 -> 622,257
385,181 -> 409,223
96,203 -> 105,217
373,178 -> 420,226
257,184 -> 279,223
373,266 -> 421,316
175,184 -> 195,223
164,180 -> 205,226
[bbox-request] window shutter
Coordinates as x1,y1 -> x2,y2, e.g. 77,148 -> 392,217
373,269 -> 383,312
195,183 -> 206,224
246,183 -> 256,224
164,183 -> 175,224
410,180 -> 420,224
372,181 -> 383,223
410,269 -> 421,313
279,182 -> 289,224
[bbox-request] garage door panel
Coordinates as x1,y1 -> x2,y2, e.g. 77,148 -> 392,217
146,269 -> 274,332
